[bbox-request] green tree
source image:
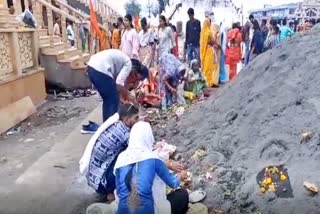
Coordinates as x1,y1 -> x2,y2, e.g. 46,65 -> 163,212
124,0 -> 142,17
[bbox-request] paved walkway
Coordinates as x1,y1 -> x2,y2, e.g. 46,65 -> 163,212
0,106 -> 102,214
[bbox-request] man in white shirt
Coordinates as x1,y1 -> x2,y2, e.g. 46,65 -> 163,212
66,21 -> 75,46
53,17 -> 61,36
87,49 -> 148,121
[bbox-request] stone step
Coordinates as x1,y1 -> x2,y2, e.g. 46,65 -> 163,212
39,35 -> 62,46
56,47 -> 82,60
40,42 -> 66,55
58,53 -> 90,69
38,29 -> 48,37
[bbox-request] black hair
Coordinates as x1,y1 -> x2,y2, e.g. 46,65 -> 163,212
113,23 -> 118,28
317,18 -> 320,24
187,8 -> 194,16
159,15 -> 168,26
131,59 -> 149,79
118,104 -> 139,119
252,19 -> 260,30
282,18 -> 287,26
232,22 -> 238,29
311,18 -> 316,25
270,19 -> 277,26
249,14 -> 254,20
171,25 -> 177,32
273,25 -> 280,34
262,19 -> 267,25
140,17 -> 147,27
125,14 -> 134,28
117,17 -> 123,23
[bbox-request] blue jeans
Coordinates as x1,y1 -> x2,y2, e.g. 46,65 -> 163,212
187,45 -> 200,63
244,40 -> 250,65
87,66 -> 119,122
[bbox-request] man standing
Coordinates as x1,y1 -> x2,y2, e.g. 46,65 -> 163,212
185,8 -> 201,64
242,14 -> 255,65
66,21 -> 75,47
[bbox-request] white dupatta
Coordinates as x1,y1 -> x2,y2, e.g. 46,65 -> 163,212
114,121 -> 171,214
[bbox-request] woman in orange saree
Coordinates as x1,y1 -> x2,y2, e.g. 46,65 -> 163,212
200,18 -> 218,87
111,24 -> 121,49
227,23 -> 242,80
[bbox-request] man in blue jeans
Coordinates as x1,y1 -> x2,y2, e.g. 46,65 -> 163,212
185,8 -> 201,64
87,49 -> 148,122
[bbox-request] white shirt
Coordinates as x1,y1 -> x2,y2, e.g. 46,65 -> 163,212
157,27 -> 175,57
87,49 -> 132,86
138,29 -> 154,47
66,25 -> 74,41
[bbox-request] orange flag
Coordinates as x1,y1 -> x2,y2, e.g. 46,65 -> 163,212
89,0 -> 101,39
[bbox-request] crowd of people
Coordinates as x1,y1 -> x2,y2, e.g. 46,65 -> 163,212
78,7 -> 318,214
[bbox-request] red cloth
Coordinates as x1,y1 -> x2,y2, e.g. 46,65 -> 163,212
89,0 -> 101,39
226,28 -> 242,65
172,33 -> 179,57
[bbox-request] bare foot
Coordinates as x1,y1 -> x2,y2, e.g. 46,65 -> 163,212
106,193 -> 115,203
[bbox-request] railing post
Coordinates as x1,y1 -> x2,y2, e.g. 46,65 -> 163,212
46,7 -> 54,46
10,32 -> 22,76
14,0 -> 23,14
31,31 -> 40,69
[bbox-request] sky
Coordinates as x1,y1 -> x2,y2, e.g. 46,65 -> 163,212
107,0 -> 301,25
108,0 -> 301,16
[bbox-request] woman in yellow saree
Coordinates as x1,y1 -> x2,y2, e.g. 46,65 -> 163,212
200,18 -> 219,87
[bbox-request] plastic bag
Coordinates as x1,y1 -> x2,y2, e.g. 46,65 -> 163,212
15,9 -> 37,28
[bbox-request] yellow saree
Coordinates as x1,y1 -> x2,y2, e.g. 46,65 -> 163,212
200,18 -> 217,87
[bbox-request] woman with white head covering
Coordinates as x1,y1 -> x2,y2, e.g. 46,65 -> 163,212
114,121 -> 189,214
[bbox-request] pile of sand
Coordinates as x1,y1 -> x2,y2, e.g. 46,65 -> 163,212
157,26 -> 320,213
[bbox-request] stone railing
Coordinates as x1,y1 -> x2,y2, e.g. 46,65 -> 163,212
0,28 -> 39,82
31,0 -> 118,54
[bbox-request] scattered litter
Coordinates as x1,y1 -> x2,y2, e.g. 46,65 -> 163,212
189,190 -> 207,203
210,208 -> 223,214
303,182 -> 319,194
0,156 -> 7,164
53,165 -> 66,169
187,203 -> 208,214
186,171 -> 193,182
24,138 -> 35,143
175,106 -> 185,119
154,141 -> 177,160
192,149 -> 207,160
6,127 -> 21,136
205,172 -> 213,180
256,165 -> 293,198
301,130 -> 312,144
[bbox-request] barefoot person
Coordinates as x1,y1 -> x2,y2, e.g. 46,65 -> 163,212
80,104 -> 140,201
114,121 -> 189,214
87,49 -> 148,122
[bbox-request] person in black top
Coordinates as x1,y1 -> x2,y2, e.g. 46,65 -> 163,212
250,20 -> 264,62
185,8 -> 201,64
